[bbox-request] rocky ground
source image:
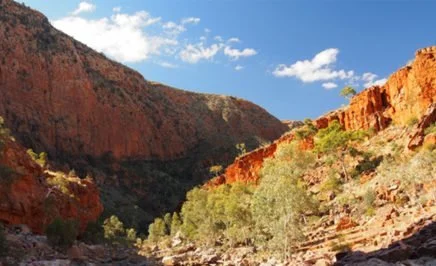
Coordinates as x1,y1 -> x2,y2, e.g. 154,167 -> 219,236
1,225 -> 151,266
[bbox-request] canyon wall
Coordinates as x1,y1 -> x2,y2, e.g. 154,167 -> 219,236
211,47 -> 436,186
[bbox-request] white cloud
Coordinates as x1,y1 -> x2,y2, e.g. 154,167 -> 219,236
227,37 -> 240,43
362,72 -> 387,87
235,65 -> 244,71
179,43 -> 224,63
181,17 -> 200,25
157,61 -> 179,68
72,2 -> 96,15
272,48 -> 354,82
224,46 -> 257,60
54,4 -> 256,67
322,82 -> 338,90
163,21 -> 186,35
53,11 -> 175,63
214,35 -> 224,42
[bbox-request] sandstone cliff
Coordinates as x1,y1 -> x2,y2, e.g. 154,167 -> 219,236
211,47 -> 436,186
0,0 -> 286,163
0,139 -> 103,234
0,0 -> 288,227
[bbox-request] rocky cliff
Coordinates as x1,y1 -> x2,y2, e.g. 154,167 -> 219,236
0,0 -> 288,226
211,47 -> 436,186
0,139 -> 102,234
0,0 -> 286,162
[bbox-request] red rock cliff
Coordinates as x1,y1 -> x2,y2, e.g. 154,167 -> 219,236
0,0 -> 287,163
0,139 -> 103,234
212,47 -> 436,186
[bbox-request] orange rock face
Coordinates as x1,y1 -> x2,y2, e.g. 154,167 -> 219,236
0,140 -> 103,234
316,47 -> 436,131
213,47 -> 436,186
0,0 -> 287,164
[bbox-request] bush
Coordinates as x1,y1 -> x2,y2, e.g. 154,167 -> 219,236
406,116 -> 419,127
81,221 -> 103,244
103,215 -> 125,244
148,218 -> 166,243
46,218 -> 78,250
424,122 -> 436,135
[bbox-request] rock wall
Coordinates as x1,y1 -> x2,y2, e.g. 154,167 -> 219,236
213,47 -> 436,186
0,0 -> 287,163
0,140 -> 103,234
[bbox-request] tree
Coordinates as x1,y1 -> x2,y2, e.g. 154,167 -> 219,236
163,213 -> 172,235
314,120 -> 367,181
236,143 -> 247,157
209,165 -> 223,177
340,86 -> 357,100
126,228 -> 137,244
81,221 -> 103,244
103,215 -> 125,244
45,218 -> 79,250
170,212 -> 182,236
252,142 -> 317,260
148,218 -> 166,243
0,116 -> 11,150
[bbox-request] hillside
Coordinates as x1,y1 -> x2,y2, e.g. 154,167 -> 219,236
0,0 -> 288,227
143,47 -> 435,265
0,1 -> 435,265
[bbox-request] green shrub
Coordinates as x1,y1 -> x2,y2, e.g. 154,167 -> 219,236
46,218 -> 78,250
407,116 -> 419,127
81,221 -> 103,244
103,215 -> 125,244
26,149 -> 47,167
320,175 -> 342,193
295,119 -> 317,140
170,212 -> 182,236
236,143 -> 247,157
0,116 -> 11,150
424,123 -> 436,135
148,218 -> 166,243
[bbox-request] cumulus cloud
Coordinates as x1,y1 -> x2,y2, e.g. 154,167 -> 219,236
157,61 -> 179,68
235,65 -> 244,71
72,2 -> 96,15
224,46 -> 257,60
179,43 -> 224,63
214,35 -> 224,42
53,11 -> 175,63
322,82 -> 338,90
272,48 -> 354,82
163,21 -> 186,35
181,17 -> 200,25
54,4 -> 256,66
362,72 -> 387,87
227,37 -> 240,43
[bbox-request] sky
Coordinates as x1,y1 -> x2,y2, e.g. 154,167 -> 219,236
18,0 -> 436,120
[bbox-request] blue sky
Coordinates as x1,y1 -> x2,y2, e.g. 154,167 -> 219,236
19,0 -> 436,120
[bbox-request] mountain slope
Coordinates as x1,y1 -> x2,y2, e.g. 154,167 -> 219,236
209,46 -> 436,187
0,0 -> 288,226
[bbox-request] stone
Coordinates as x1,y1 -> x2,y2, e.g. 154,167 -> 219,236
314,258 -> 332,266
336,216 -> 358,231
162,255 -> 185,266
67,245 -> 84,261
